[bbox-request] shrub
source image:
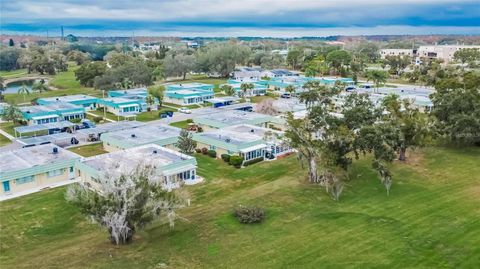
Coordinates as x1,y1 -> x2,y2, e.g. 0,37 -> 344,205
186,119 -> 193,123
70,118 -> 82,124
93,116 -> 103,123
234,206 -> 265,224
243,157 -> 263,166
208,150 -> 217,158
229,156 -> 243,168
201,147 -> 209,155
195,148 -> 202,153
197,127 -> 203,133
221,154 -> 231,162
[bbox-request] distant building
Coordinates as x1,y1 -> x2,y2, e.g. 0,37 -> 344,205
223,80 -> 268,97
232,67 -> 264,80
97,97 -> 144,116
194,110 -> 283,132
380,45 -> 480,63
165,83 -> 214,105
20,102 -> 86,125
37,95 -> 99,111
0,144 -> 80,199
416,45 -> 480,63
380,49 -> 415,59
261,69 -> 300,78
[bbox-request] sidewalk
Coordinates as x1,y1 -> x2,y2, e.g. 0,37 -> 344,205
86,112 -> 115,122
0,128 -> 15,140
0,178 -> 79,202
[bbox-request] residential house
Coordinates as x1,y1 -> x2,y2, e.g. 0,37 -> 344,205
100,122 -> 181,151
76,144 -> 199,191
0,144 -> 80,199
20,102 -> 86,125
37,95 -> 100,110
165,83 -> 214,105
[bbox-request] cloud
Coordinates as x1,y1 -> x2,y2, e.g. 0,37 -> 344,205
1,0 -> 479,36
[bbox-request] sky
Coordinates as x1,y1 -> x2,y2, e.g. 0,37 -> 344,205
1,0 -> 480,37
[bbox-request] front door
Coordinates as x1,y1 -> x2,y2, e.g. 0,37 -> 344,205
3,181 -> 10,192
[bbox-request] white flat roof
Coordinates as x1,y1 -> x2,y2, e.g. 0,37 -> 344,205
0,144 -> 80,173
82,144 -> 194,177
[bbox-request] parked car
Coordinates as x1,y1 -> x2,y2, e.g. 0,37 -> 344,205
179,107 -> 192,114
345,85 -> 356,91
280,93 -> 291,99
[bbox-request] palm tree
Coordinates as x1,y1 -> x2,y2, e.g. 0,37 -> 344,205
17,84 -> 30,102
32,81 -> 49,93
145,94 -> 155,110
366,70 -> 387,93
116,78 -> 134,89
240,83 -> 254,99
285,85 -> 296,96
221,85 -> 236,96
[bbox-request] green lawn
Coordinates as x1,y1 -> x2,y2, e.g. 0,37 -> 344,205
169,119 -> 191,129
68,143 -> 108,157
0,69 -> 29,79
0,122 -> 22,137
87,110 -> 126,122
0,133 -> 11,146
1,147 -> 479,268
136,108 -> 178,122
165,74 -> 228,92
3,64 -> 102,105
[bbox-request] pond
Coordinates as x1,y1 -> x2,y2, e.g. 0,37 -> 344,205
4,79 -> 48,94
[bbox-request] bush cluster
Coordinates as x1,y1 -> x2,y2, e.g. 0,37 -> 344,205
221,154 -> 231,162
208,150 -> 217,158
201,147 -> 209,154
93,116 -> 103,124
243,157 -> 263,166
234,206 -> 265,224
195,148 -> 202,153
229,156 -> 243,168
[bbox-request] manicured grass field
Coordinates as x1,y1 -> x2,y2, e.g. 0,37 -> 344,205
0,69 -> 29,79
0,147 -> 479,268
165,74 -> 227,92
67,143 -> 108,157
169,119 -> 191,129
0,133 -> 11,146
0,122 -> 19,137
136,108 -> 178,122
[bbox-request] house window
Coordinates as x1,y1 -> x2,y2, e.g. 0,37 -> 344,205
47,169 -> 64,178
16,175 -> 35,185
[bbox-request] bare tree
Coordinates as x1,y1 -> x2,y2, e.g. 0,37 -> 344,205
66,163 -> 189,245
255,99 -> 278,116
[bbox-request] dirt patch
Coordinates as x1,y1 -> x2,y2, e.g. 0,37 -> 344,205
394,149 -> 427,173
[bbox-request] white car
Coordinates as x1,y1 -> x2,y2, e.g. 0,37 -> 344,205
179,107 -> 192,114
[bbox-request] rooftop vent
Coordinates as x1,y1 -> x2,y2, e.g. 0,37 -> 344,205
53,147 -> 58,154
225,138 -> 231,143
131,134 -> 136,138
153,150 -> 158,154
250,129 -> 255,133
56,98 -> 59,101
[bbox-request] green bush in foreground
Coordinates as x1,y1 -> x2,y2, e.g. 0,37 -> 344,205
229,156 -> 243,168
208,150 -> 217,158
234,205 -> 265,224
221,154 -> 231,162
243,157 -> 263,166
